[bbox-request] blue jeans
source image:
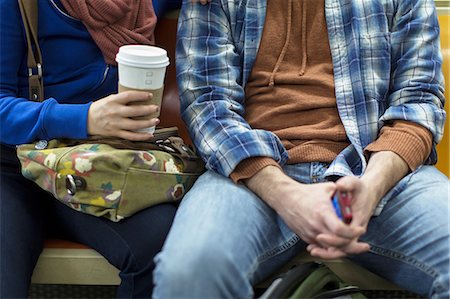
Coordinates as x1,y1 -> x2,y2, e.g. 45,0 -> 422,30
153,162 -> 450,299
0,145 -> 177,298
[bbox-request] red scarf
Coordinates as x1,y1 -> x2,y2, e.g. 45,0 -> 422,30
60,0 -> 156,65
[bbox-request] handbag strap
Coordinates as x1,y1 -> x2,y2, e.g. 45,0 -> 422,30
18,0 -> 44,102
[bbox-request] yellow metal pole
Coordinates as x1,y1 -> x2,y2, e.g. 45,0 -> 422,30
436,10 -> 449,177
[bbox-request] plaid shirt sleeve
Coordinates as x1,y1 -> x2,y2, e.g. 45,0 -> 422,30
176,1 -> 288,177
382,0 -> 446,148
325,0 -> 446,179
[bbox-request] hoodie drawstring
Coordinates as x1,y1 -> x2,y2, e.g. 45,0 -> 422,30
299,0 -> 307,76
269,0 -> 293,86
269,0 -> 307,87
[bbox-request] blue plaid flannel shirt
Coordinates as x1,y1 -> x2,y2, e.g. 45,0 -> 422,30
176,0 -> 446,209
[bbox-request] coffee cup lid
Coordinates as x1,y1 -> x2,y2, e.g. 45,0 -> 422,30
116,45 -> 170,68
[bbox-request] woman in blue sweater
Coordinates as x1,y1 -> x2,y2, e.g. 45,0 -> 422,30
0,0 -> 180,297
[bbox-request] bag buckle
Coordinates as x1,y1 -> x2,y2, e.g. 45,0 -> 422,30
155,137 -> 198,160
28,63 -> 42,79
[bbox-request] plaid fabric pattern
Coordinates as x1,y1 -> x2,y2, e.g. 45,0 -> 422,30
176,0 -> 445,206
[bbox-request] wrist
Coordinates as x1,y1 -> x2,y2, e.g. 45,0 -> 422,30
361,151 -> 409,207
245,165 -> 283,198
359,176 -> 383,211
245,165 -> 304,210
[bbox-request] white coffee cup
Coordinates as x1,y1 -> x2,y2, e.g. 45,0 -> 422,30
116,45 -> 170,134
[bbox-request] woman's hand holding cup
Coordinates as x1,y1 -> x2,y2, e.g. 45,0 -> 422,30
87,90 -> 160,141
91,44 -> 170,140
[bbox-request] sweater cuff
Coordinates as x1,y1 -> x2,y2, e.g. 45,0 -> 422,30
44,100 -> 91,140
364,121 -> 433,171
230,157 -> 281,184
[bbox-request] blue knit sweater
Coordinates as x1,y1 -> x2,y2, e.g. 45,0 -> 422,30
0,0 -> 179,146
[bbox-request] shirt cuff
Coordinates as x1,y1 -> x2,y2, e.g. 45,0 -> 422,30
229,157 -> 281,184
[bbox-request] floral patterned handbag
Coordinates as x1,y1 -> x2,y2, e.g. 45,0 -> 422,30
16,128 -> 205,222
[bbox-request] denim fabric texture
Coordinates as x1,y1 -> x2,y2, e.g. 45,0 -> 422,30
153,164 -> 449,299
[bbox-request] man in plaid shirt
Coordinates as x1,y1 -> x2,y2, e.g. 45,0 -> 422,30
153,1 -> 449,298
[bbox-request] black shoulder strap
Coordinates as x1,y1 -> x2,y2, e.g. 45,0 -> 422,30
18,0 -> 44,102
